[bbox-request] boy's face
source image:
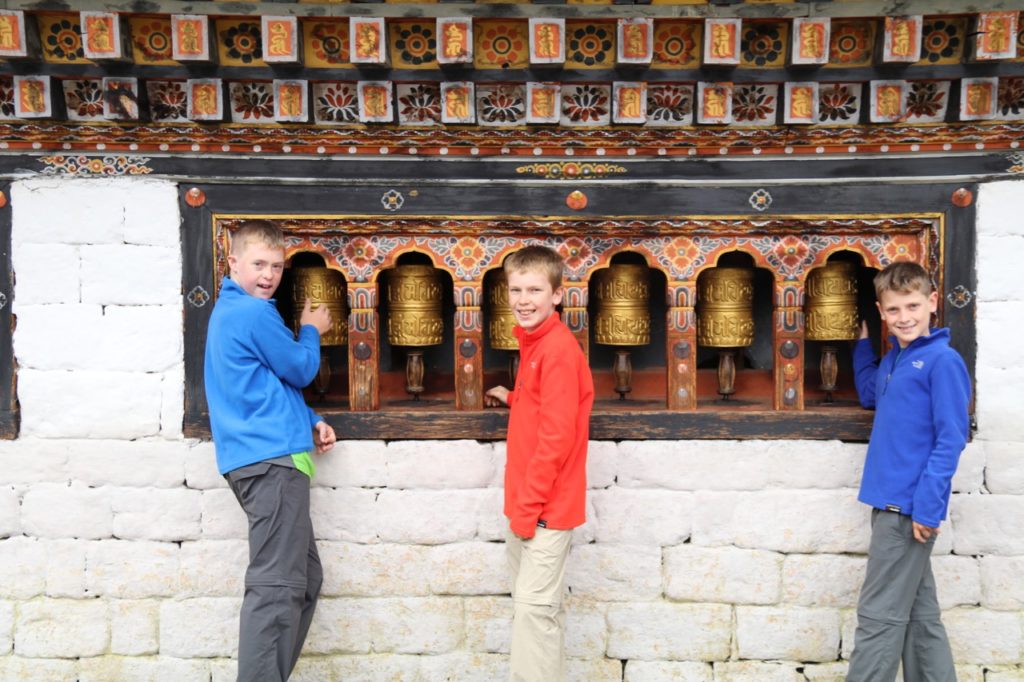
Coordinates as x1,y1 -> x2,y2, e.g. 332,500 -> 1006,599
228,241 -> 285,300
877,287 -> 938,348
507,268 -> 563,333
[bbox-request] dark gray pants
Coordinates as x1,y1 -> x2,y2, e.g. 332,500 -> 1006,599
847,509 -> 955,682
228,463 -> 323,682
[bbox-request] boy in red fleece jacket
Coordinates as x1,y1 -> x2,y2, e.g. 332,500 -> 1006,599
485,245 -> 594,681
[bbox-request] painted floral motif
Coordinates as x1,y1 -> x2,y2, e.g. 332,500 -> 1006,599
567,22 -> 614,68
475,21 -> 528,69
561,85 -> 610,125
741,22 -> 785,67
393,22 -> 436,67
653,21 -> 699,67
0,78 -> 14,118
998,77 -> 1024,119
313,83 -> 358,124
230,82 -> 274,121
146,81 -> 187,121
63,80 -> 105,120
829,20 -> 874,65
731,84 -> 777,125
477,84 -> 526,126
131,18 -> 174,63
397,84 -> 441,125
1017,16 -> 1024,57
905,81 -> 949,121
645,84 -> 693,126
307,20 -> 349,66
220,22 -> 263,65
38,155 -> 153,176
43,16 -> 85,62
883,238 -> 919,263
920,18 -> 964,64
819,83 -> 861,123
452,237 -> 486,272
651,236 -> 720,279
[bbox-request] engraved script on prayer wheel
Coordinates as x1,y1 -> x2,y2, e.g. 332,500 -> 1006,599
291,265 -> 348,346
593,264 -> 651,346
487,270 -> 519,351
387,265 -> 444,347
805,262 -> 859,341
697,267 -> 755,348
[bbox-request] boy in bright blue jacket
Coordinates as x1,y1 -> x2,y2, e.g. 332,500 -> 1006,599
846,261 -> 971,682
204,220 -> 337,682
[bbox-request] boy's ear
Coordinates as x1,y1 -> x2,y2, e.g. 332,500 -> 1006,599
227,253 -> 238,275
552,286 -> 564,306
927,290 -> 939,312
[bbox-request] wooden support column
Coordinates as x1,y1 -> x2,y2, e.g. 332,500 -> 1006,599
454,283 -> 484,410
666,281 -> 697,410
347,282 -> 380,411
773,281 -> 804,411
562,284 -> 589,358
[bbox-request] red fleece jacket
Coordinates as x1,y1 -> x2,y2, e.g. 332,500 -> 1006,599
504,312 -> 594,539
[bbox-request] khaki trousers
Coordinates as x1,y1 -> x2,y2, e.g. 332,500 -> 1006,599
506,527 -> 573,682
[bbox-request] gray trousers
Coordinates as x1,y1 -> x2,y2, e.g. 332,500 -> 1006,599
227,463 -> 323,682
847,509 -> 955,682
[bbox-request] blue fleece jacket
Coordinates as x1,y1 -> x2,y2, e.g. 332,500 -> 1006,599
204,277 -> 323,475
853,328 -> 971,528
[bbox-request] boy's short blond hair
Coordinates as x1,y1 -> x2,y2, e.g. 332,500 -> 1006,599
504,245 -> 564,290
873,261 -> 933,299
230,220 -> 285,255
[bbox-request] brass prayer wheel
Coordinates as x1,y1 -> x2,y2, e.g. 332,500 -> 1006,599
386,265 -> 444,347
487,270 -> 519,351
592,264 -> 651,346
697,267 -> 755,348
805,262 -> 859,341
290,265 -> 348,346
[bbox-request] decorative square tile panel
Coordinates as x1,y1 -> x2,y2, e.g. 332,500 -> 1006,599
63,79 -> 105,121
146,80 -> 188,122
904,80 -> 950,123
351,18 -> 387,64
391,20 -> 436,69
526,82 -> 561,124
40,14 -> 88,64
358,81 -> 393,123
613,82 -> 646,123
782,82 -> 817,124
703,18 -> 741,65
312,82 -> 359,125
652,20 -> 700,68
262,16 -> 301,64
828,19 -> 876,67
566,21 -> 615,69
696,81 -> 733,124
960,77 -> 998,120
560,83 -> 610,126
396,83 -> 441,126
130,17 -> 176,65
732,83 -> 778,127
13,75 -> 52,118
477,84 -> 526,126
274,80 -> 308,122
869,80 -> 907,123
171,15 -> 211,62
303,19 -> 349,68
441,81 -> 475,124
0,77 -> 16,120
217,19 -> 265,67
741,21 -> 787,68
996,77 -> 1024,120
791,18 -> 829,65
973,12 -> 1017,60
437,18 -> 472,64
0,11 -> 28,58
475,20 -> 528,70
229,81 -> 273,122
187,78 -> 224,121
818,82 -> 862,125
618,19 -> 653,65
919,17 -> 966,65
102,76 -> 139,120
645,83 -> 693,127
81,12 -> 124,59
529,18 -> 565,65
882,16 -> 922,63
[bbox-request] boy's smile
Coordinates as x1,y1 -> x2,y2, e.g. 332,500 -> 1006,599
507,269 -> 563,333
228,242 -> 285,300
877,288 -> 938,348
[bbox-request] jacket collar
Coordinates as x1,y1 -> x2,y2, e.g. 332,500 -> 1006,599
887,327 -> 950,352
513,311 -> 561,347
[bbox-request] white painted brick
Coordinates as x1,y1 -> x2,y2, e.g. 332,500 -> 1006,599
932,555 -> 981,609
802,662 -> 849,681
78,656 -> 211,682
65,439 -> 186,488
112,488 -> 201,541
184,441 -> 227,490
44,539 -> 88,598
986,668 -> 1024,682
623,661 -> 714,682
304,598 -> 372,654
476,488 -> 510,542
81,244 -> 181,305
109,599 -> 160,655
330,654 -> 424,680
21,483 -> 112,539
981,556 -> 1024,610
781,554 -> 865,608
664,545 -> 782,605
979,179 -> 1024,236
985,441 -> 1024,494
318,542 -> 430,598
572,497 -> 598,546
310,488 -> 380,543
567,544 -> 662,601
587,440 -> 618,489
11,178 -> 126,245
590,488 -> 694,545
0,600 -> 12,655
607,603 -> 731,661
123,180 -> 181,247
419,652 -> 509,680
428,541 -> 508,596
565,597 -> 608,658
313,440 -> 388,488
951,494 -> 1024,555
98,305 -> 183,372
178,540 -> 247,598
15,598 -> 109,657
0,657 -> 77,681
464,596 -> 511,654
210,659 -> 237,682
736,606 -> 841,662
159,597 -> 240,658
287,657 -> 339,682
11,243 -> 79,305
374,490 -> 487,544
160,366 -> 185,439
692,490 -> 870,553
955,665 -> 986,682
712,661 -> 804,682
0,537 -> 45,598
0,437 -> 70,485
840,609 -> 856,660
87,540 -> 181,598
366,597 -> 464,654
977,301 -> 1024,369
19,369 -> 163,439
976,366 -> 1024,441
952,440 -> 986,493
567,657 -> 621,682
200,489 -> 248,540
0,485 -> 19,537
386,440 -> 497,489
491,441 -> 507,488
977,235 -> 1024,302
14,304 -> 101,370
944,607 -> 1023,664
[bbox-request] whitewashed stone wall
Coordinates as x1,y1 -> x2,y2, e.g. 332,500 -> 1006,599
0,175 -> 1021,681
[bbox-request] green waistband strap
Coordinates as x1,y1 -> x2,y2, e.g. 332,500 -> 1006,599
291,451 -> 316,480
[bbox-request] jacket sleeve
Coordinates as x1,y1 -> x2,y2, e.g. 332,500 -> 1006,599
912,351 -> 971,528
250,307 -> 322,390
852,338 -> 879,409
509,352 -> 579,539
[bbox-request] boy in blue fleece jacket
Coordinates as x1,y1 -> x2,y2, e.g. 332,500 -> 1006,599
204,220 -> 337,682
846,261 -> 970,682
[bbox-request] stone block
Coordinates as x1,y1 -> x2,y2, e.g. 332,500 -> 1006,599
0,437 -> 70,485
712,661 -> 804,681
951,440 -> 986,493
65,439 -> 186,489
428,541 -> 508,596
98,305 -> 183,371
951,494 -> 1024,555
19,369 -> 163,439
977,301 -> 1024,370
11,178 -> 126,245
464,596 -> 512,654
366,597 -> 464,654
567,544 -> 662,601
318,542 -> 430,598
15,599 -> 109,657
980,556 -> 1024,610
781,554 -> 865,608
587,440 -> 618,489
590,488 -> 694,545
954,665 -> 987,682
111,488 -> 202,541
976,366 -> 1024,441
979,180 -> 1024,236
0,537 -> 46,598
0,600 -> 12,654
184,441 -> 227,490
419,652 -> 509,680
565,597 -> 608,658
0,485 -> 19,537
735,606 -> 841,662
21,483 -> 112,539
607,602 -> 731,661
386,440 -> 497,489
664,545 -> 782,605
313,440 -> 388,488
86,539 -> 181,598
210,659 -> 237,682
109,599 -> 160,655
932,555 -> 981,609
986,668 -> 1024,682
303,598 -> 373,654
624,661 -> 714,682
178,540 -> 247,598
802,662 -> 849,681
840,609 -> 856,660
567,657 -> 622,681
287,657 -> 339,682
0,657 -> 77,681
80,244 -> 181,305
977,235 -> 1024,302
159,597 -> 240,658
374,490 -> 487,544
78,657 -> 211,682
123,179 -> 182,247
944,607 -> 1023,664
309,488 -> 381,544
160,366 -> 185,439
200,489 -> 248,540
476,488 -> 510,541
329,654 -> 424,680
11,242 -> 79,305
985,441 -> 1024,494
44,539 -> 88,598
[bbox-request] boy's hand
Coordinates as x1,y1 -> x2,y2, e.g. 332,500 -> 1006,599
912,521 -> 938,543
858,320 -> 869,340
485,386 -> 510,407
300,298 -> 333,337
313,421 -> 336,454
